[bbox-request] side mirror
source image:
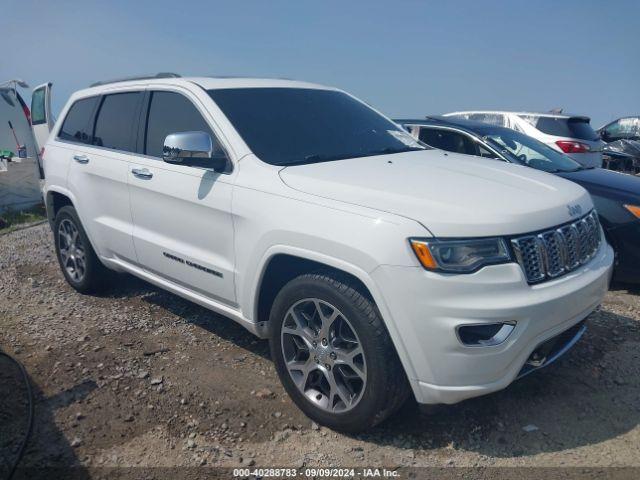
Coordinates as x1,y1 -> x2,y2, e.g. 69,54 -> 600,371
162,131 -> 227,172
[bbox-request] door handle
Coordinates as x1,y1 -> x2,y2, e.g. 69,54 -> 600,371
73,154 -> 89,164
131,167 -> 153,179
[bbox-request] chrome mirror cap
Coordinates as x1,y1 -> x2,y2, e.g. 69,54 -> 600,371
162,131 -> 213,163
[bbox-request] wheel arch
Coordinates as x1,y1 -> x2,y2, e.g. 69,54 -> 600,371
45,187 -> 77,226
255,253 -> 373,327
44,187 -> 104,265
251,247 -> 420,397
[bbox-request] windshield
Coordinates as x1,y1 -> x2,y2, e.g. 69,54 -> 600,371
483,129 -> 583,173
208,88 -> 426,166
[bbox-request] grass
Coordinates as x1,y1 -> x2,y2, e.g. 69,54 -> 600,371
0,203 -> 47,234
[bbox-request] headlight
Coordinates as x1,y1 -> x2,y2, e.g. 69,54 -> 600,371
624,204 -> 640,219
409,237 -> 511,273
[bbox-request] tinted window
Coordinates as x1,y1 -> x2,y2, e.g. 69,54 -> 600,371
0,89 -> 15,107
535,117 -> 598,141
59,97 -> 100,144
145,91 -> 223,159
93,92 -> 142,151
31,88 -> 46,125
419,128 -> 477,155
477,143 -> 500,159
208,88 -> 425,166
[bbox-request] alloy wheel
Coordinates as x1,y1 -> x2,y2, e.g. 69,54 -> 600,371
57,218 -> 86,283
280,298 -> 367,413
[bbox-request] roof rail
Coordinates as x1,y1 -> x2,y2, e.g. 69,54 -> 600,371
89,72 -> 181,88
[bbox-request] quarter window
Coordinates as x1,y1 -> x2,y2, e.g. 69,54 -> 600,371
93,92 -> 142,152
144,91 -> 223,159
58,96 -> 100,144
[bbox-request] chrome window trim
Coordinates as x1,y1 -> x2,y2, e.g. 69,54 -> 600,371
53,85 -> 236,175
53,138 -> 234,175
403,124 -> 507,161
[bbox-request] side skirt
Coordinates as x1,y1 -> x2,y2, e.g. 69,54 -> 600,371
102,257 -> 270,339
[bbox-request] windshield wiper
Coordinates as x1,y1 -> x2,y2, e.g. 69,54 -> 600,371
275,147 -> 424,167
274,153 -> 354,166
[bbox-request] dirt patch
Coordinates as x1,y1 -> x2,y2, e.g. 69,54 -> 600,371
1,224 -> 639,474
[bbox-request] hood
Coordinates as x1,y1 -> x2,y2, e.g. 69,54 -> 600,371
279,149 -> 593,237
558,168 -> 640,201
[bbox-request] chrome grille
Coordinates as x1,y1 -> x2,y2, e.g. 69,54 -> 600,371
511,211 -> 602,284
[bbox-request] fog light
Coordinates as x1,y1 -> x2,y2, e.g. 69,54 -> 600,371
457,322 -> 515,347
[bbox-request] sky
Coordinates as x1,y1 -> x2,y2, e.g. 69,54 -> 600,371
2,0 -> 638,128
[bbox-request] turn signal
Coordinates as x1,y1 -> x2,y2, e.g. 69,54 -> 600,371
410,240 -> 438,270
624,204 -> 640,219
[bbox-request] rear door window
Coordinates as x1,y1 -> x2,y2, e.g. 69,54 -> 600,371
92,92 -> 143,152
534,117 -> 599,141
58,96 -> 100,144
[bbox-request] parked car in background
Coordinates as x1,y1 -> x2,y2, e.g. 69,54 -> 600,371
397,116 -> 640,283
597,116 -> 640,174
444,110 -> 605,168
602,143 -> 640,174
36,74 -> 613,432
599,116 -> 640,142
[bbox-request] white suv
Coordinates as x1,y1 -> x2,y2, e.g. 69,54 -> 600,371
444,111 -> 605,168
39,75 -> 613,432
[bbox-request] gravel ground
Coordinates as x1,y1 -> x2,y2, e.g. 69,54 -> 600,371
1,224 -> 639,477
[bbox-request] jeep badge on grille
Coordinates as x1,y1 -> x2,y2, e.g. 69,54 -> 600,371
567,204 -> 583,218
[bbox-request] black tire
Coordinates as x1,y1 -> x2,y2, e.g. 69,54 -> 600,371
269,271 -> 411,432
53,205 -> 111,294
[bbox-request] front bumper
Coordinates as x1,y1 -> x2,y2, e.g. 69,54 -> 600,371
371,241 -> 614,405
516,319 -> 586,379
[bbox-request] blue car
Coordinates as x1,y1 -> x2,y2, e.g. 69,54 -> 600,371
396,116 -> 640,284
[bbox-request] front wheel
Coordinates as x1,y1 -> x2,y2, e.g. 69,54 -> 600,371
269,272 -> 410,432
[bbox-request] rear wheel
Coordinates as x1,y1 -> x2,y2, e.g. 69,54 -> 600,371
269,272 -> 410,432
53,206 -> 111,293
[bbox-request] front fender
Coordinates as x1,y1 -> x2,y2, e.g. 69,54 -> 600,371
244,243 -> 422,403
